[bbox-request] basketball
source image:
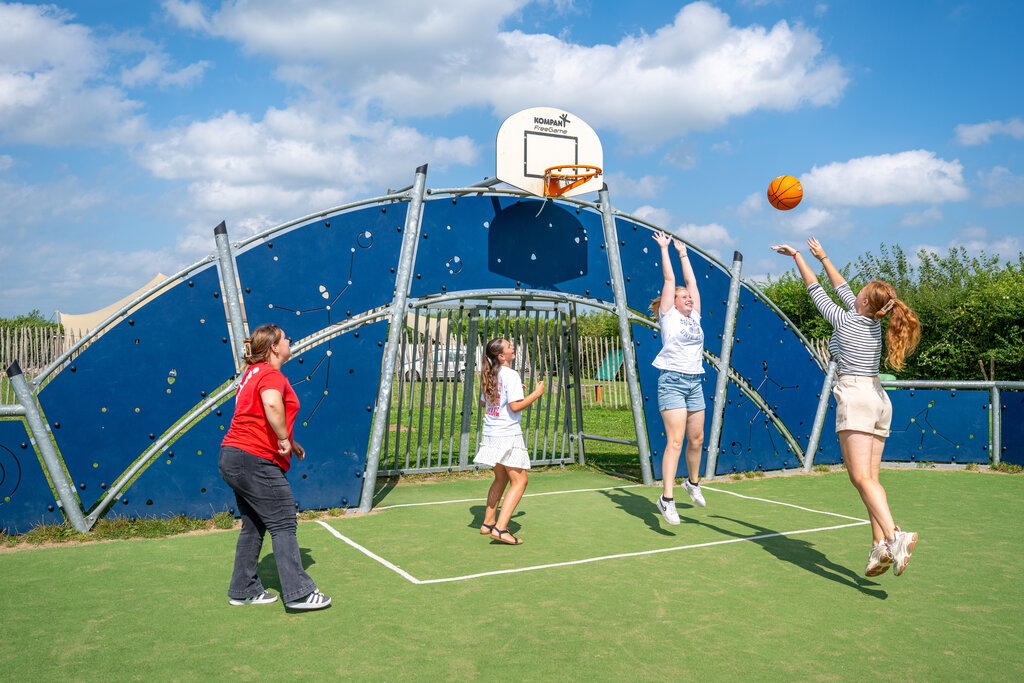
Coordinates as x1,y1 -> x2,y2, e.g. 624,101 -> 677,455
767,175 -> 803,210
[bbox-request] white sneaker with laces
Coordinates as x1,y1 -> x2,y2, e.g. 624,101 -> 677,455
683,480 -> 706,508
888,530 -> 918,576
656,495 -> 680,525
285,589 -> 332,610
229,590 -> 278,606
864,541 -> 892,577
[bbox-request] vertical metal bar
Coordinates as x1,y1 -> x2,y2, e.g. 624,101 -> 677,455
991,385 -> 1002,467
474,308 -> 489,452
458,309 -> 480,466
404,308 -> 421,468
423,311 -> 443,468
6,361 -> 87,532
557,319 -> 570,460
437,310 -> 452,468
213,221 -> 247,372
447,307 -> 465,466
569,305 -> 587,466
541,311 -> 555,461
358,164 -> 428,513
597,187 -> 651,484
803,359 -> 837,472
704,251 -> 744,481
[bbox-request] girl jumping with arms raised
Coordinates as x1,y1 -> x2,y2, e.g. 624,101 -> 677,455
474,337 -> 545,545
771,237 -> 921,576
650,230 -> 707,525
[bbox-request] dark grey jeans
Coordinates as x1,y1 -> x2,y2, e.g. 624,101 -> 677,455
218,446 -> 317,602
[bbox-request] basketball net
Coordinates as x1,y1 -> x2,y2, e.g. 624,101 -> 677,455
543,165 -> 602,197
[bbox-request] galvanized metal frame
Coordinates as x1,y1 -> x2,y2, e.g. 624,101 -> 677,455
597,186 -> 654,485
704,252 -> 744,480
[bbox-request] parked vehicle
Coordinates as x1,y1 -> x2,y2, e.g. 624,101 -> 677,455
401,345 -> 475,382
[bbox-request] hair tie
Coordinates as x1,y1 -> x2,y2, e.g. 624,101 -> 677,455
879,299 -> 896,314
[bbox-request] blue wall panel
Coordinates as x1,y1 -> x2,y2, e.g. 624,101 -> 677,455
119,320 -> 389,518
38,266 -> 234,508
885,389 -> 989,463
238,210 -> 404,341
411,197 -> 613,300
0,419 -> 64,533
1001,391 -> 1023,465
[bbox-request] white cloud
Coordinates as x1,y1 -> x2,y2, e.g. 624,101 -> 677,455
162,0 -> 214,32
629,204 -> 736,259
977,166 -> 1024,207
899,207 -> 942,227
603,172 -> 666,198
0,3 -> 210,146
954,117 -> 1024,146
736,191 -> 764,218
120,52 -> 211,88
631,205 -> 673,228
914,227 -> 1022,262
137,105 -> 479,219
172,1 -> 848,143
661,143 -> 697,170
0,155 -> 13,172
801,150 -> 969,206
785,206 -> 841,234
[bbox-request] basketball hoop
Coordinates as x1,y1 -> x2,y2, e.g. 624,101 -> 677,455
543,164 -> 602,197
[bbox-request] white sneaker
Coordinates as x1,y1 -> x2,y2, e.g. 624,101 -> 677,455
888,530 -> 918,576
864,541 -> 892,577
683,480 -> 706,508
229,590 -> 278,606
656,495 -> 680,525
285,589 -> 332,610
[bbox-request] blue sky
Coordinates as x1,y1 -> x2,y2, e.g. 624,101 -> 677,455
1,0 -> 1022,319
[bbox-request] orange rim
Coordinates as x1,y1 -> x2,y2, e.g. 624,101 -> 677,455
544,164 -> 602,197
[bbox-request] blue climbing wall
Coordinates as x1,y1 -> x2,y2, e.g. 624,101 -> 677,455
0,419 -> 65,533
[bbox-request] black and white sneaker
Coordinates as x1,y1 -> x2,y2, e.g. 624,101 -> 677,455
656,495 -> 680,525
285,590 -> 332,610
229,590 -> 278,606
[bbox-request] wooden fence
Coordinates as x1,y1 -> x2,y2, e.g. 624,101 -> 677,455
0,326 -> 86,402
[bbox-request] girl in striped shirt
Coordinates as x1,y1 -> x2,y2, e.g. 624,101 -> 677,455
772,238 -> 922,578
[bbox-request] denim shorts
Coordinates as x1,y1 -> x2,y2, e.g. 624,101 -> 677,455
657,370 -> 706,412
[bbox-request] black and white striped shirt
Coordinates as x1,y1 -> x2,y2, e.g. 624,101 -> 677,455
807,282 -> 881,376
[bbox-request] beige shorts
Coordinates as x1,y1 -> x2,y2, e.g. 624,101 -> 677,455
833,374 -> 892,437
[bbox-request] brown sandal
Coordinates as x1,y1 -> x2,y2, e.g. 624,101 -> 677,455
480,523 -> 495,535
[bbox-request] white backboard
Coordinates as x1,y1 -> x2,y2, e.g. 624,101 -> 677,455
496,107 -> 604,198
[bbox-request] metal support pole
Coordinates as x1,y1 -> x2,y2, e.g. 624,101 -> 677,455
991,385 -> 1002,467
213,221 -> 247,371
458,310 -> 480,466
568,303 -> 586,465
358,164 -> 428,513
803,359 -> 837,472
598,186 -> 653,486
5,361 -> 87,532
704,251 -> 743,481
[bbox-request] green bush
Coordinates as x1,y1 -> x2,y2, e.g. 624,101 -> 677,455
760,244 -> 1024,381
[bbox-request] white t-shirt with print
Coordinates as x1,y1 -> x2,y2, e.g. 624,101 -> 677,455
482,366 -> 526,437
652,308 -> 705,374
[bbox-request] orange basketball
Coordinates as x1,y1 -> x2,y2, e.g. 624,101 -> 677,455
767,175 -> 803,210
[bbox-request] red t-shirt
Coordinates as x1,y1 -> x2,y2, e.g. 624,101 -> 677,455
221,362 -> 300,471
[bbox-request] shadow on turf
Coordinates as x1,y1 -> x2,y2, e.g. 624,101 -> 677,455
254,547 -> 321,595
702,515 -> 887,599
467,504 -> 524,542
596,488 -> 887,599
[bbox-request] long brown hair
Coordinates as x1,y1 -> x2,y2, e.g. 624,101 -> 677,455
649,286 -> 687,316
243,324 -> 283,365
861,280 -> 921,371
481,338 -> 506,407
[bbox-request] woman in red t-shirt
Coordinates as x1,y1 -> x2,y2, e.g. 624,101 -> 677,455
218,324 -> 330,610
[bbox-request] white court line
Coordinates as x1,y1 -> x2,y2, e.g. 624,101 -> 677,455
318,483 -> 870,585
374,484 -> 644,511
317,519 -> 870,585
701,486 -> 868,522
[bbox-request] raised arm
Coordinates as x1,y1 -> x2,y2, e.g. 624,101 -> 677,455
770,243 -> 819,287
653,230 -> 676,315
675,239 -> 700,314
807,237 -> 846,289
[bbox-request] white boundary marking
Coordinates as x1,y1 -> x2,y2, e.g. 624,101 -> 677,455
373,484 -> 644,511
318,484 -> 870,585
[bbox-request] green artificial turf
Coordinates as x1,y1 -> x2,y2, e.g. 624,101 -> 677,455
2,468 -> 1022,681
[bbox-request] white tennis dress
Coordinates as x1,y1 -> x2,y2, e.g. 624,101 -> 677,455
474,365 -> 531,470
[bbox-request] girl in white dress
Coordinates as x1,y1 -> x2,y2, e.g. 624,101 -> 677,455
474,337 -> 545,545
